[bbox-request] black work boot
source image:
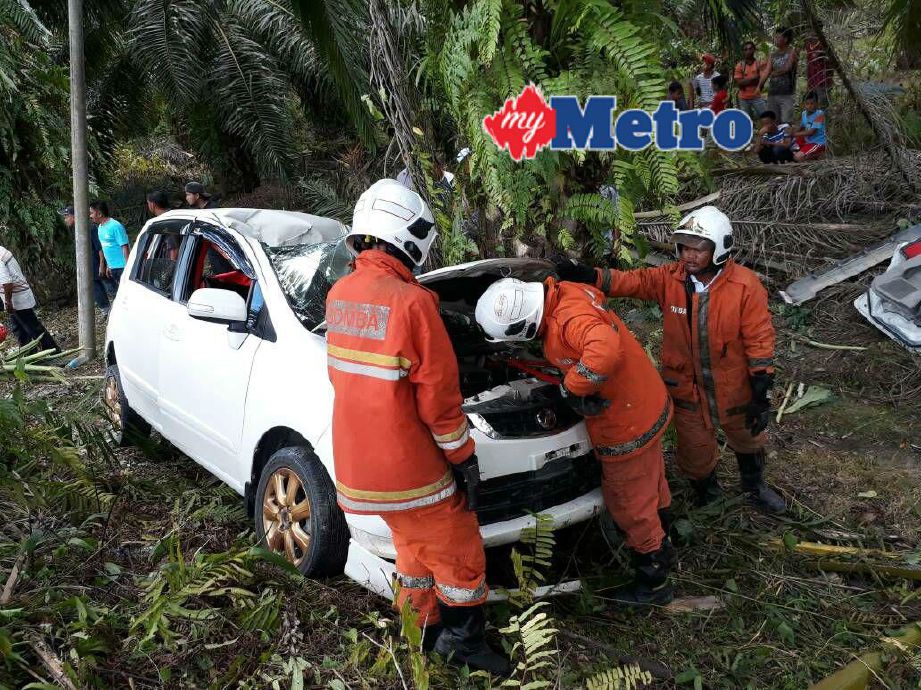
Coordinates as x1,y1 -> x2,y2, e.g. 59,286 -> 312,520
690,470 -> 723,506
609,542 -> 674,608
736,450 -> 786,514
432,603 -> 511,676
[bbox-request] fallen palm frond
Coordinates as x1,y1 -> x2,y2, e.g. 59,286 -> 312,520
763,538 -> 921,582
810,622 -> 921,690
0,338 -> 80,381
636,152 -> 921,280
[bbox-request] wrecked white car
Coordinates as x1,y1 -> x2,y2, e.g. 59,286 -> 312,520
855,236 -> 921,352
103,208 -> 603,601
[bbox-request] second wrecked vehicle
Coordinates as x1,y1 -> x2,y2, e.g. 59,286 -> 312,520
855,234 -> 921,352
103,208 -> 604,600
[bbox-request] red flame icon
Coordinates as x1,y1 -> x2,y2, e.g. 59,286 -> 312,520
482,84 -> 556,161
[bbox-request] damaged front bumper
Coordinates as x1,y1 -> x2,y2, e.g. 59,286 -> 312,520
343,488 -> 603,601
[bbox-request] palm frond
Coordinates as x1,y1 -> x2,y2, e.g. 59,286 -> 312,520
290,0 -> 377,147
127,0 -> 209,105
0,0 -> 51,44
209,16 -> 295,178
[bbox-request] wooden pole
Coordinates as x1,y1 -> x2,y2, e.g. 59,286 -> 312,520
68,0 -> 96,363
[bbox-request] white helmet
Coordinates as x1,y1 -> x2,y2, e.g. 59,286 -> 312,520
347,178 -> 436,266
671,205 -> 734,265
475,278 -> 545,342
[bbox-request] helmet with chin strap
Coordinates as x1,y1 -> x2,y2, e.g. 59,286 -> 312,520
670,205 -> 734,265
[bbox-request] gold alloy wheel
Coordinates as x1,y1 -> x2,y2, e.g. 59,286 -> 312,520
104,376 -> 122,432
262,468 -> 312,565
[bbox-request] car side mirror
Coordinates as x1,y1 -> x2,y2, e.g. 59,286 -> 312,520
187,288 -> 247,324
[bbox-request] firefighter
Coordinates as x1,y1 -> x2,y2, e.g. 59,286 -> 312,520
556,206 -> 785,513
475,277 -> 676,606
325,179 -> 509,675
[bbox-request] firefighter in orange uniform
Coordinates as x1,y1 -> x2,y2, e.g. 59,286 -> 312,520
556,206 -> 785,513
475,277 -> 676,606
325,179 -> 509,675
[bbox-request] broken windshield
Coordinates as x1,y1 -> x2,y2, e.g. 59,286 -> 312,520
265,239 -> 353,331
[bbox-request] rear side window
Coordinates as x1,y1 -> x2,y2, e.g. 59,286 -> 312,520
134,226 -> 185,294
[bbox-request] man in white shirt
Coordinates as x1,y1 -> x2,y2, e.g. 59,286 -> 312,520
0,245 -> 59,352
689,53 -> 720,109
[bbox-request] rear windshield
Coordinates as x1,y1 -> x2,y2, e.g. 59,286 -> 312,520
264,239 -> 353,330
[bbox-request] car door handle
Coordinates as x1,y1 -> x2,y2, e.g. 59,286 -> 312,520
164,324 -> 182,341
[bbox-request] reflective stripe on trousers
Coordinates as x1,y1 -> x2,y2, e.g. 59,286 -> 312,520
436,577 -> 488,605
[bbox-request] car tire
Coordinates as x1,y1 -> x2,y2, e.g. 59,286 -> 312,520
103,364 -> 151,447
255,446 -> 349,577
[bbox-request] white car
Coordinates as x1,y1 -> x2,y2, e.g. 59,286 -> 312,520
103,208 -> 603,599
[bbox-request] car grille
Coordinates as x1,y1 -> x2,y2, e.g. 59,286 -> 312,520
463,386 -> 581,439
473,452 -> 600,525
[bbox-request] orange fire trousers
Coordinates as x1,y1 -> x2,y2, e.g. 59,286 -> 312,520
674,400 -> 766,480
382,491 -> 487,626
600,439 -> 671,554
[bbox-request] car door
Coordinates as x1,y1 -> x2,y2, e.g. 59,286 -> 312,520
157,222 -> 264,480
113,220 -> 189,430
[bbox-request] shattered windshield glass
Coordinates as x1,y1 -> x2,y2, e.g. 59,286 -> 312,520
264,239 -> 353,331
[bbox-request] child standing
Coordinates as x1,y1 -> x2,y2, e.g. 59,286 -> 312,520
710,74 -> 730,114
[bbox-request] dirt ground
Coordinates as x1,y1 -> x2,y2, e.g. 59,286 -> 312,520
2,289 -> 919,688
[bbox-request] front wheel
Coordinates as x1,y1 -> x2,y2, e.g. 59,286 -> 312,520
103,364 -> 151,447
255,447 -> 349,577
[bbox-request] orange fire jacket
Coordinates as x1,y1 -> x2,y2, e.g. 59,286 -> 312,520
541,279 -> 672,460
595,260 -> 775,429
325,250 -> 474,514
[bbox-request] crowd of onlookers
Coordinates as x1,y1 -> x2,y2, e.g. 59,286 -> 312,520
665,27 -> 832,164
0,181 -> 218,354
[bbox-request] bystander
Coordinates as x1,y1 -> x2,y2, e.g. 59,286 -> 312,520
60,205 -> 109,315
89,200 -> 130,287
733,41 -> 769,119
0,241 -> 59,352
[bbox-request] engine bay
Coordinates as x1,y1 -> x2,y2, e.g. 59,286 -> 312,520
425,259 -> 579,438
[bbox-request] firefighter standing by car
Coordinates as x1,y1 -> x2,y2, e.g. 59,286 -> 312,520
324,179 -> 509,676
556,206 -> 785,514
475,277 -> 676,607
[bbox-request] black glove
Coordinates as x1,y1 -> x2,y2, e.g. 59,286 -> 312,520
746,372 -> 774,435
560,384 -> 611,417
554,258 -> 597,285
453,455 -> 481,512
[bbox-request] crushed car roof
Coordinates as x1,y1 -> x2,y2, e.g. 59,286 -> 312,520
215,209 -> 347,247
153,208 -> 347,247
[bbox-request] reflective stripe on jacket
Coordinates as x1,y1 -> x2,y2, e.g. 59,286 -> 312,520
595,260 -> 775,429
325,250 -> 474,514
541,279 -> 672,460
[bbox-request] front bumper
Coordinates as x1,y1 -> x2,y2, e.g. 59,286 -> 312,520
343,488 -> 604,600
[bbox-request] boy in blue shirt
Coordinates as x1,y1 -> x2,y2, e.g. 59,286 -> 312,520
89,200 -> 130,285
793,91 -> 827,161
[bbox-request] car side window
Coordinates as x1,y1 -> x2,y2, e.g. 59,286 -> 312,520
182,228 -> 254,303
133,224 -> 186,295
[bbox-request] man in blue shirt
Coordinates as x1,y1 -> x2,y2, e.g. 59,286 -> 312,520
89,200 -> 130,286
60,205 -> 110,314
